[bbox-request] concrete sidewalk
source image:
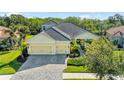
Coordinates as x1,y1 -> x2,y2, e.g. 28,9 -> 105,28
0,75 -> 13,80
63,73 -> 97,79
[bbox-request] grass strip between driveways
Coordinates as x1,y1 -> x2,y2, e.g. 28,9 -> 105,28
63,66 -> 92,73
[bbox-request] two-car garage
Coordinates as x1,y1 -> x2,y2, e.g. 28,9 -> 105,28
27,32 -> 70,55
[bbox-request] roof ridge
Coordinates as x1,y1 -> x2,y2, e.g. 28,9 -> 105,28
43,20 -> 58,25
58,22 -> 75,25
112,31 -> 122,36
52,27 -> 71,40
42,31 -> 55,41
27,32 -> 55,43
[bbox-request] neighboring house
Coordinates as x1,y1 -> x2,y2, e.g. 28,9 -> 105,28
0,26 -> 12,41
106,26 -> 124,48
0,26 -> 20,41
0,26 -> 20,50
14,31 -> 21,38
27,20 -> 98,55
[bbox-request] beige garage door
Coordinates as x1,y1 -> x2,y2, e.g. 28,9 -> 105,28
56,44 -> 70,54
30,46 -> 53,54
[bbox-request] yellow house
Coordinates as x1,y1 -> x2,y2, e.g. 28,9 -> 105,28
27,21 -> 98,55
27,31 -> 70,55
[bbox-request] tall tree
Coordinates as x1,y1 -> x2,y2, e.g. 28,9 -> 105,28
85,37 -> 114,79
64,16 -> 81,25
79,18 -> 101,34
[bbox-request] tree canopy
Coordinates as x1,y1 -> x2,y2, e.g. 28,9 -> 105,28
0,13 -> 124,35
85,37 -> 124,79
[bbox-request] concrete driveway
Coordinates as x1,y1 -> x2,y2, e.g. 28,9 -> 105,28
11,55 -> 66,80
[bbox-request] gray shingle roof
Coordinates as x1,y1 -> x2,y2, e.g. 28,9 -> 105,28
56,23 -> 87,38
46,28 -> 70,41
27,32 -> 55,43
43,20 -> 58,26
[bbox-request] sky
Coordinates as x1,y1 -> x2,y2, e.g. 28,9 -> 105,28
0,12 -> 124,20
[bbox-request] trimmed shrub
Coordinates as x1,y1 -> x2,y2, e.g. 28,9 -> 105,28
63,66 -> 91,73
69,51 -> 80,58
67,57 -> 86,66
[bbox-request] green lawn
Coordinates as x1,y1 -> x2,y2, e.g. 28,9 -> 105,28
0,66 -> 16,74
0,50 -> 21,66
63,66 -> 91,73
63,78 -> 97,80
0,50 -> 22,75
0,35 -> 32,75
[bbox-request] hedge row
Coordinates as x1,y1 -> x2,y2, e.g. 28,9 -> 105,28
67,57 -> 86,66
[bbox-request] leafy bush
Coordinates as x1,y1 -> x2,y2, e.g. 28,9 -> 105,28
67,57 -> 86,66
69,40 -> 80,58
85,39 -> 93,44
69,50 -> 80,58
63,66 -> 91,73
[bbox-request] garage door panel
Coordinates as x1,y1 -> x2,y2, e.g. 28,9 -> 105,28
30,46 -> 53,54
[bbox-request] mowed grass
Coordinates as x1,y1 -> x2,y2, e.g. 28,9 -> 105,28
0,61 -> 22,75
63,66 -> 91,73
0,66 -> 16,74
0,50 -> 22,75
0,50 -> 21,66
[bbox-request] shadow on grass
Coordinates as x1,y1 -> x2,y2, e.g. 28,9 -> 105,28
0,51 -> 10,55
9,60 -> 22,71
0,58 -> 22,74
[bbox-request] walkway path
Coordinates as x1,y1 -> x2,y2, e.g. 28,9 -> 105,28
63,73 -> 97,79
0,75 -> 13,80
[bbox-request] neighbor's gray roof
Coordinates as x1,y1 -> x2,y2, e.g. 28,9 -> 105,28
46,28 -> 70,41
56,23 -> 87,38
75,31 -> 99,40
43,20 -> 58,26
